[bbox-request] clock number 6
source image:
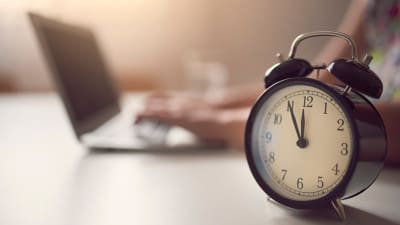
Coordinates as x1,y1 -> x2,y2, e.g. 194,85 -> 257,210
297,178 -> 304,190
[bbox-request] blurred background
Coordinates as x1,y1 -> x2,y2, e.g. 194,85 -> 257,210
0,0 -> 349,93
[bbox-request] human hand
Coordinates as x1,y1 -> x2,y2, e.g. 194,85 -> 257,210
136,92 -> 250,148
139,92 -> 215,112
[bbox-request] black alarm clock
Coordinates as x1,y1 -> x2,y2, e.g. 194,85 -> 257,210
245,31 -> 387,220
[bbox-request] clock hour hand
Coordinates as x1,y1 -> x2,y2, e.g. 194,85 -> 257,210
288,101 -> 307,148
287,101 -> 301,141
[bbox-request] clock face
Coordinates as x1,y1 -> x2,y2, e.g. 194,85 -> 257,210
248,80 -> 355,203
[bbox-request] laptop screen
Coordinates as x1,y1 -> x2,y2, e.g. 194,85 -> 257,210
29,13 -> 120,136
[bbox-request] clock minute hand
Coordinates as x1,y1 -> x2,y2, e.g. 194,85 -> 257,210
300,108 -> 305,140
287,101 -> 301,142
298,108 -> 308,148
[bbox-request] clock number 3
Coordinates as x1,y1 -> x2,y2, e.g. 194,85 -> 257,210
341,142 -> 349,155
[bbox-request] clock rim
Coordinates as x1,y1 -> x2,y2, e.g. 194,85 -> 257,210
245,77 -> 359,208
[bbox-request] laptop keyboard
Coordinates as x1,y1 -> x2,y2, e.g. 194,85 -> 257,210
134,120 -> 170,139
108,119 -> 171,145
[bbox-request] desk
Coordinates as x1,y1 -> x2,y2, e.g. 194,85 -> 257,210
0,93 -> 399,225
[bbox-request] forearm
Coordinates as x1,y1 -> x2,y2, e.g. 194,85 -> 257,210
211,83 -> 264,109
218,107 -> 251,149
314,0 -> 369,85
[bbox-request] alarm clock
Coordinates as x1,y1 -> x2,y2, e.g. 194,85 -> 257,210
245,31 -> 387,220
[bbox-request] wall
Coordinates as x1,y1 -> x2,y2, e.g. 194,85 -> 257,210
0,0 -> 350,91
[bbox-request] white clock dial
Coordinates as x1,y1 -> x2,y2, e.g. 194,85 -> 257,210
253,84 -> 353,201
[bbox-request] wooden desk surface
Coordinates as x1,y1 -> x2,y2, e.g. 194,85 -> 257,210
0,93 -> 399,225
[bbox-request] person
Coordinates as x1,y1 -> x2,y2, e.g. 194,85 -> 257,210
136,0 -> 400,164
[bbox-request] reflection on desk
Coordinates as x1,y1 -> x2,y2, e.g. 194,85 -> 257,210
0,93 -> 399,225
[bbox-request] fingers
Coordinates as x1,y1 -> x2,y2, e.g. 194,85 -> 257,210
137,105 -> 221,138
135,102 -> 185,126
144,93 -> 171,108
136,104 -> 248,148
147,91 -> 171,99
139,92 -> 214,122
135,91 -> 230,144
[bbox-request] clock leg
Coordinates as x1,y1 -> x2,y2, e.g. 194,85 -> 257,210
331,198 -> 346,220
266,197 -> 285,208
267,197 -> 279,206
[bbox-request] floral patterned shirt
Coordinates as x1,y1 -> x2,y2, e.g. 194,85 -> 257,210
367,0 -> 400,100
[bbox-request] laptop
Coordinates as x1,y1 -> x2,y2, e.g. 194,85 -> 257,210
28,12 -> 207,150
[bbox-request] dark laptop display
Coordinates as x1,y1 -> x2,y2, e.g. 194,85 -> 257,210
29,13 -> 120,136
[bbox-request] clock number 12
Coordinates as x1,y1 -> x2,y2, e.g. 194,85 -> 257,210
303,96 -> 313,107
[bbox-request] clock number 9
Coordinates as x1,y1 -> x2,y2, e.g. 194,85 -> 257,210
265,132 -> 272,143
